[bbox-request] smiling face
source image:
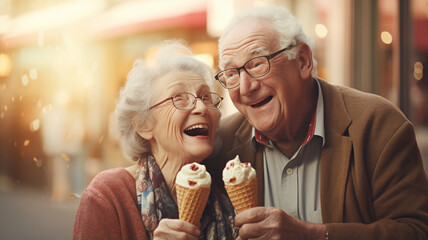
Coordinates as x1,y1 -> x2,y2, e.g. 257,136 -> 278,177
220,18 -> 312,141
139,70 -> 219,164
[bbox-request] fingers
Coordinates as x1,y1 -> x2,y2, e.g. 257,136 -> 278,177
235,207 -> 271,239
235,207 -> 270,227
238,221 -> 267,239
154,219 -> 200,240
235,207 -> 287,240
165,219 -> 200,236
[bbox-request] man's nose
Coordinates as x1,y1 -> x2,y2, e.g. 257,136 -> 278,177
239,70 -> 260,96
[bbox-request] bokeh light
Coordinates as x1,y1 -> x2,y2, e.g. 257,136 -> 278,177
381,31 -> 393,44
414,61 -> 424,81
0,53 -> 12,77
315,24 -> 328,39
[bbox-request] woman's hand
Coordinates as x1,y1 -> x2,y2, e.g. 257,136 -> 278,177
153,219 -> 201,240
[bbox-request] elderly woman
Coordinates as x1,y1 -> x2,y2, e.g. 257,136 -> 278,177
73,42 -> 237,240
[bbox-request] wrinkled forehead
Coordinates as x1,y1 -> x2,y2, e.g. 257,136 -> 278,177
218,19 -> 278,69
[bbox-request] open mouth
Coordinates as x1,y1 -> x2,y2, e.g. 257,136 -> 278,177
251,96 -> 273,108
184,124 -> 209,137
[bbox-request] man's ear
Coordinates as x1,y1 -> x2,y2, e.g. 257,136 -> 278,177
133,119 -> 154,140
297,43 -> 313,79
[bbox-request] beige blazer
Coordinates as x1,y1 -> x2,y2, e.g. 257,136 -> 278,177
205,79 -> 428,239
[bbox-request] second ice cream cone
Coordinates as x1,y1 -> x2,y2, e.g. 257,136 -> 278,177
223,155 -> 257,214
225,178 -> 257,214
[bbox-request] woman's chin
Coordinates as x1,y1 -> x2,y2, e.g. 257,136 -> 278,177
184,146 -> 213,162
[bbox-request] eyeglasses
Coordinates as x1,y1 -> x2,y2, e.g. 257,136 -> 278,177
149,92 -> 223,110
215,45 -> 296,89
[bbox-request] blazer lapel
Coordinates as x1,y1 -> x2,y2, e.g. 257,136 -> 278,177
320,129 -> 352,222
224,117 -> 254,162
318,79 -> 352,223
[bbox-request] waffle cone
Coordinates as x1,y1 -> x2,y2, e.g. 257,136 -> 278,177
176,185 -> 210,228
225,178 -> 257,214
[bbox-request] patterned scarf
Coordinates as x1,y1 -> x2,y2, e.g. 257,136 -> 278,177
136,155 -> 238,240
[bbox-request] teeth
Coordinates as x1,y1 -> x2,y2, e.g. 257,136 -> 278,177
185,124 -> 208,131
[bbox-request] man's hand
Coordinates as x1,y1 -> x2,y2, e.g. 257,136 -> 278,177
235,207 -> 326,240
153,219 -> 201,240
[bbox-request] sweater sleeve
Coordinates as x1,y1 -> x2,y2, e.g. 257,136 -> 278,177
73,169 -> 147,240
73,187 -> 122,240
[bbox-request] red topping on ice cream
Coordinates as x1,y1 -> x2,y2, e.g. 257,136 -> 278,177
222,155 -> 256,185
176,162 -> 211,189
191,164 -> 199,171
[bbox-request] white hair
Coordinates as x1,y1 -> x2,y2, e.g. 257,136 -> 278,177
114,40 -> 216,161
218,6 -> 318,77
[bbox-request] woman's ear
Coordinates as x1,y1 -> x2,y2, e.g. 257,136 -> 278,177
297,43 -> 313,79
133,119 -> 154,140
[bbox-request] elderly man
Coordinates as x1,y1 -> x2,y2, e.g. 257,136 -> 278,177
207,6 -> 428,240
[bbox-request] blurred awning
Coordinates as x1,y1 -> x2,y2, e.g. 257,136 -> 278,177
91,0 -> 207,39
0,0 -> 207,49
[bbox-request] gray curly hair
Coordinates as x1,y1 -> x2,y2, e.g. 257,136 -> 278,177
114,40 -> 216,161
218,6 -> 318,77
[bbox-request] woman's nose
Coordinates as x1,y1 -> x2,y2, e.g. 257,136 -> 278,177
191,98 -> 208,114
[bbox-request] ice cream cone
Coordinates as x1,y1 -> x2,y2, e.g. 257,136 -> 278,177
223,155 -> 257,214
225,178 -> 257,214
176,185 -> 210,227
176,163 -> 212,228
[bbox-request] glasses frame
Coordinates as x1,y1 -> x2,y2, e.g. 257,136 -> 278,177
215,45 -> 296,89
149,92 -> 223,110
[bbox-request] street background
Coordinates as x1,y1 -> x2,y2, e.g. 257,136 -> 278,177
1,0 -> 427,239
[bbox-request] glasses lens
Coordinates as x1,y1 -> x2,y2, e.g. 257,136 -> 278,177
217,69 -> 239,88
202,93 -> 222,109
245,56 -> 269,78
173,93 -> 195,110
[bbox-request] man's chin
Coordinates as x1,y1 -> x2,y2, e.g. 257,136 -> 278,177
249,117 -> 275,131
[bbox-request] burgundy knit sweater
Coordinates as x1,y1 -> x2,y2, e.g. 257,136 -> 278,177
73,168 -> 147,240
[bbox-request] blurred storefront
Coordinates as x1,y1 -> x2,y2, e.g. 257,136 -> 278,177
0,0 -> 427,199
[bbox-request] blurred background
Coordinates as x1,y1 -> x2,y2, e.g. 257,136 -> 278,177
0,0 -> 427,239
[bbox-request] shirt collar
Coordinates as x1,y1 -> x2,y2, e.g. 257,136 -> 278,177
252,78 -> 325,148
